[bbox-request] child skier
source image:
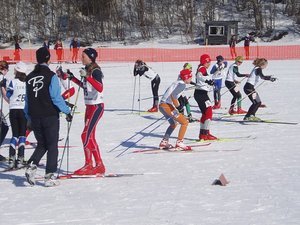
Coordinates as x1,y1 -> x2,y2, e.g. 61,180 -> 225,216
243,58 -> 277,121
159,69 -> 193,151
133,60 -> 161,112
225,56 -> 248,115
194,54 -> 217,141
210,55 -> 228,109
6,62 -> 28,169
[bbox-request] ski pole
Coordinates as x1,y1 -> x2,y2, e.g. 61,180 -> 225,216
131,76 -> 136,113
115,117 -> 166,158
219,76 -> 248,98
57,77 -> 82,177
229,80 -> 266,109
108,115 -> 165,153
138,95 -> 163,102
138,76 -> 141,114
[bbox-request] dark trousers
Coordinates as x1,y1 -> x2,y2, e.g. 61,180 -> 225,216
9,109 -> 27,157
28,116 -> 60,174
151,75 -> 160,106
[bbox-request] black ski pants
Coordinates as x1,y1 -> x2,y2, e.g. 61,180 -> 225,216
28,115 -> 60,174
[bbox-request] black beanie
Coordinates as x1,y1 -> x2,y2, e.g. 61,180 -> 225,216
36,47 -> 50,64
83,48 -> 98,62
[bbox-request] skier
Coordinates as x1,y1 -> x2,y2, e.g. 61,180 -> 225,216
194,54 -> 217,141
229,34 -> 237,59
24,47 -> 72,187
67,48 -> 106,175
133,59 -> 161,112
239,33 -> 256,60
0,61 -> 9,161
6,62 -> 28,169
70,37 -> 80,63
225,56 -> 249,115
210,55 -> 228,109
54,39 -> 64,63
159,68 -> 193,150
243,58 -> 277,121
177,63 -> 197,122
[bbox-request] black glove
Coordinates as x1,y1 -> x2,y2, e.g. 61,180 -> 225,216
0,78 -> 7,88
190,81 -> 197,86
205,79 -> 214,86
270,77 -> 277,82
65,101 -> 75,110
176,105 -> 184,114
66,69 -> 74,79
26,119 -> 32,131
66,113 -> 73,122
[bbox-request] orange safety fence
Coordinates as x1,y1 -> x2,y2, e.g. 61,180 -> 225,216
1,45 -> 300,63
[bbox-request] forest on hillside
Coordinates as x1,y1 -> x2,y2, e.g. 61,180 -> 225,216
0,0 -> 299,44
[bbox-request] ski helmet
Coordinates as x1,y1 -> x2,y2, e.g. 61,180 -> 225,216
180,69 -> 192,81
200,54 -> 211,65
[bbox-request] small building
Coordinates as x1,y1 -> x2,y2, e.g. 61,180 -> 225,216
204,21 -> 239,45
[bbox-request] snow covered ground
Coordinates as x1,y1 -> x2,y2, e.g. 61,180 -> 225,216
0,59 -> 299,225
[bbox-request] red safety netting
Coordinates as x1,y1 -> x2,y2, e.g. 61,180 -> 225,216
1,45 -> 299,63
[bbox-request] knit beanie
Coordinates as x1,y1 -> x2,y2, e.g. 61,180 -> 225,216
83,48 -> 98,62
36,47 -> 50,64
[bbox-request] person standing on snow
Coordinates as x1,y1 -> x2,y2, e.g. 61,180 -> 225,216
210,55 -> 228,110
194,54 -> 217,141
133,60 -> 161,112
67,48 -> 106,176
6,62 -> 28,169
229,34 -> 237,59
70,37 -> 80,63
239,33 -> 255,60
225,56 -> 249,115
54,39 -> 64,63
24,47 -> 72,187
0,61 -> 10,161
243,58 -> 277,121
159,69 -> 193,151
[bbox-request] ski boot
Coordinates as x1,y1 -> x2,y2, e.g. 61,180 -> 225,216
175,140 -> 192,151
147,106 -> 158,112
44,173 -> 60,187
237,107 -> 247,114
159,139 -> 173,150
8,156 -> 16,169
73,163 -> 94,175
25,163 -> 37,186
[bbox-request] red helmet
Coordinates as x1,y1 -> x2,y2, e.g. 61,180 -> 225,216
180,69 -> 192,81
200,54 -> 211,65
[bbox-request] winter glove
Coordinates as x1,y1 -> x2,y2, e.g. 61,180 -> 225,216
0,78 -> 7,88
65,101 -> 75,110
66,69 -> 74,79
190,81 -> 197,86
79,68 -> 87,77
270,77 -> 277,82
176,105 -> 184,114
205,79 -> 214,86
26,119 -> 32,131
66,113 -> 73,122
